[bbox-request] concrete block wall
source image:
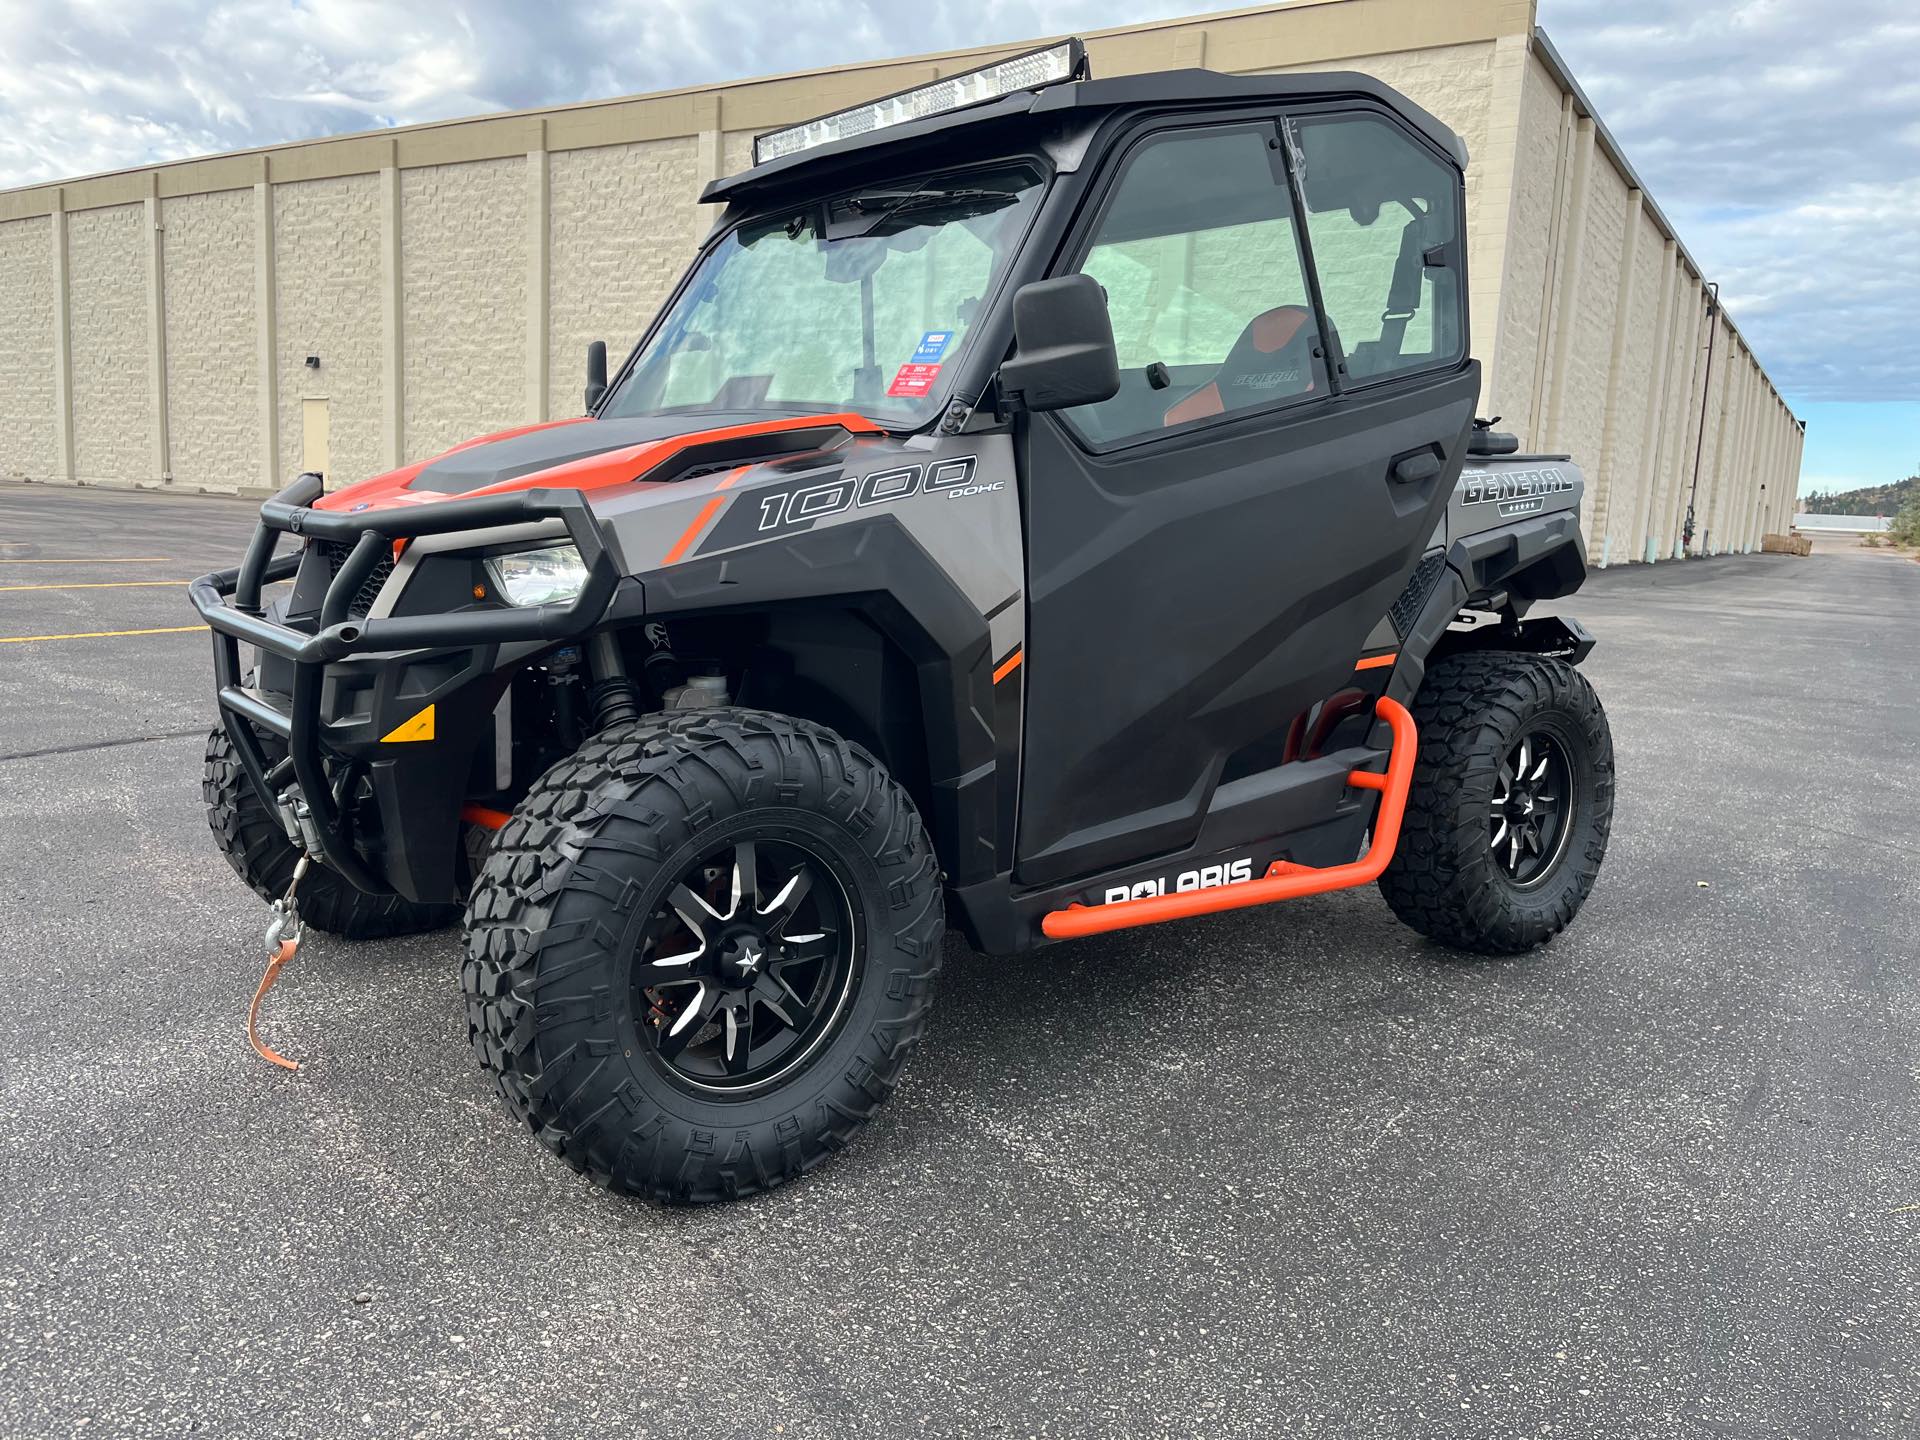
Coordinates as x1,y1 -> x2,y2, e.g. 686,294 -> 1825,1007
547,139 -> 705,422
0,0 -> 1799,562
1486,44 -> 1804,560
274,174 -> 386,490
401,158 -> 527,462
161,189 -> 257,493
0,215 -> 55,479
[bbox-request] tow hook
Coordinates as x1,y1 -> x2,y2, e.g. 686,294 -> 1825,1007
248,855 -> 309,1071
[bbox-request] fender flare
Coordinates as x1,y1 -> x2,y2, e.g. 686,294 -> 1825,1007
636,513 -> 1003,885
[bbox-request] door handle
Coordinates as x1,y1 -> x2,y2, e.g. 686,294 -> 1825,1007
1391,452 -> 1442,485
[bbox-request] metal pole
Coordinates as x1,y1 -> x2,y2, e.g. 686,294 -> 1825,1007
1683,281 -> 1720,555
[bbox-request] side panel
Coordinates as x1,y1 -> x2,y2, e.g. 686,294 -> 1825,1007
610,433 -> 1027,885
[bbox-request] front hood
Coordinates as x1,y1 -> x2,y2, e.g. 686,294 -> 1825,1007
313,412 -> 884,513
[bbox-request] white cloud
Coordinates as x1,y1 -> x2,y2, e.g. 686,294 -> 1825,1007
1,0 -> 1913,402
1540,0 -> 1920,401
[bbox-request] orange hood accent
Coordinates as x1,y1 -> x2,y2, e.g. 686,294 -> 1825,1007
312,412 -> 884,513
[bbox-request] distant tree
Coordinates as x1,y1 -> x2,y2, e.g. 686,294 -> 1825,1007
1801,476 -> 1918,516
1890,491 -> 1920,548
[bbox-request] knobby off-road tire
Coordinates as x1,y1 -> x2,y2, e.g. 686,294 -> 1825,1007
462,708 -> 945,1204
1378,652 -> 1614,954
202,727 -> 462,940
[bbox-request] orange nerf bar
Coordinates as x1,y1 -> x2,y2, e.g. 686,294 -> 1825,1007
1040,694 -> 1416,940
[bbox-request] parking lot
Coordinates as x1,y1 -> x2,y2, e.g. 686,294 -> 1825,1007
1,480 -> 1915,1438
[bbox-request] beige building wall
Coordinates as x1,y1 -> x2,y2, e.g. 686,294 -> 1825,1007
0,0 -> 1801,566
161,188 -> 258,492
0,215 -> 56,479
401,158 -> 528,460
274,173 -> 387,490
546,138 -> 706,422
63,204 -> 153,488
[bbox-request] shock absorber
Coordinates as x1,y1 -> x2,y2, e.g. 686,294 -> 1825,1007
585,629 -> 642,731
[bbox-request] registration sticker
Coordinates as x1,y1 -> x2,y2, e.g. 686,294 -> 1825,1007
911,330 -> 955,363
886,363 -> 942,398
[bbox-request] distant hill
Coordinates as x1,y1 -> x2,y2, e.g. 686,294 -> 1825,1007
1799,476 -> 1918,516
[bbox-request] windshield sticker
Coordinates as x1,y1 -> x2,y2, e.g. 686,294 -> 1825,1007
886,363 -> 942,398
911,330 -> 955,363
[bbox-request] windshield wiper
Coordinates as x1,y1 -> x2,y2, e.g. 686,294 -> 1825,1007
833,186 -> 1016,238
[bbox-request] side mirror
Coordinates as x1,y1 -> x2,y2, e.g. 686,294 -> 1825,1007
585,340 -> 608,413
998,274 -> 1120,413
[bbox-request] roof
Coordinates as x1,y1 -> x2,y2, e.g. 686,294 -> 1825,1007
700,67 -> 1468,206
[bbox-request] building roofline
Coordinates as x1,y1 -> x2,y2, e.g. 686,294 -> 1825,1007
1529,27 -> 1795,423
0,0 -> 1366,201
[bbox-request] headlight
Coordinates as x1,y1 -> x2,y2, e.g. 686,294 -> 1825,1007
485,544 -> 588,606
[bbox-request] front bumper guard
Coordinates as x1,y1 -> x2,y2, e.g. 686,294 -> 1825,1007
191,472 -> 620,893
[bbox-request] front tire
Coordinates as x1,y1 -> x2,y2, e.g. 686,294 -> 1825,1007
202,727 -> 462,940
1378,652 -> 1614,954
462,708 -> 944,1204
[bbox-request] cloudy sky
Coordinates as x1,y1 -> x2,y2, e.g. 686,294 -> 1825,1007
2,0 -> 1913,491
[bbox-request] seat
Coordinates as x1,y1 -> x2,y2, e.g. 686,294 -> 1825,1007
1163,305 -> 1320,427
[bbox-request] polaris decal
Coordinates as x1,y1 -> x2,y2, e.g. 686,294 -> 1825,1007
1103,856 -> 1253,905
1461,467 -> 1574,518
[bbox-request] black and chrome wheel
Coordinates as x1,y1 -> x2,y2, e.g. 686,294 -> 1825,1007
636,837 -> 856,1092
462,707 -> 944,1204
1490,731 -> 1573,887
1379,651 -> 1614,954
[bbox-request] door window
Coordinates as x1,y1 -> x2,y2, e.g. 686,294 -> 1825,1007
1060,126 -> 1325,446
1291,113 -> 1465,383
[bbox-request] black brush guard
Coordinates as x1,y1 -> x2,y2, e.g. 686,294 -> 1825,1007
190,472 -> 619,892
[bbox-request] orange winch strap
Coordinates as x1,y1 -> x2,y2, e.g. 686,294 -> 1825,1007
247,939 -> 302,1071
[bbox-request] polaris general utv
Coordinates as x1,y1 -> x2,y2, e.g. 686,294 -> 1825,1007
194,43 -> 1613,1203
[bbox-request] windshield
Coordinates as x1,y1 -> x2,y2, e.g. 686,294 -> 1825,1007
601,164 -> 1044,426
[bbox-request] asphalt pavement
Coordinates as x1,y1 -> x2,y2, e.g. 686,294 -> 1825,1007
1,481 -> 1915,1438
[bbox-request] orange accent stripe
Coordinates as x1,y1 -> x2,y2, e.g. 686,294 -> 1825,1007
661,496 -> 729,565
992,648 -> 1024,684
1354,653 -> 1398,671
461,803 -> 511,831
659,464 -> 755,566
1040,695 -> 1416,940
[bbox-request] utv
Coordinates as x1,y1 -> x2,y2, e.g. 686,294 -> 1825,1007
193,42 -> 1613,1203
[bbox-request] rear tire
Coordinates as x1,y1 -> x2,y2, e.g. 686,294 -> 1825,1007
1378,652 -> 1614,954
461,708 -> 944,1204
201,726 -> 462,940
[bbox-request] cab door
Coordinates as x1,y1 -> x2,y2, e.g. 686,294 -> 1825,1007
1015,109 -> 1479,886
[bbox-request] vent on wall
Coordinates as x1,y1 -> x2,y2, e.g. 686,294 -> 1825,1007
1389,550 -> 1447,639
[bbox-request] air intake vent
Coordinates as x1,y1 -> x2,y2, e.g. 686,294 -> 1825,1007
1389,550 -> 1446,639
316,540 -> 395,620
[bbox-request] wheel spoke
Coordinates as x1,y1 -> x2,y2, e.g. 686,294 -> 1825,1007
1524,824 -> 1543,854
1507,831 -> 1521,870
668,883 -> 724,942
1529,749 -> 1550,782
638,952 -> 704,983
754,973 -> 816,1032
1492,817 -> 1509,847
730,841 -> 758,918
722,1003 -> 754,1075
759,866 -> 814,927
1515,737 -> 1531,782
656,982 -> 717,1060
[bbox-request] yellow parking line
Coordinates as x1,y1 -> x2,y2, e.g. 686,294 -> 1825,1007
0,624 -> 208,644
0,580 -> 189,592
0,556 -> 174,564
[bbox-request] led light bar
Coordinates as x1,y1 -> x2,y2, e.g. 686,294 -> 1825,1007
752,39 -> 1086,166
